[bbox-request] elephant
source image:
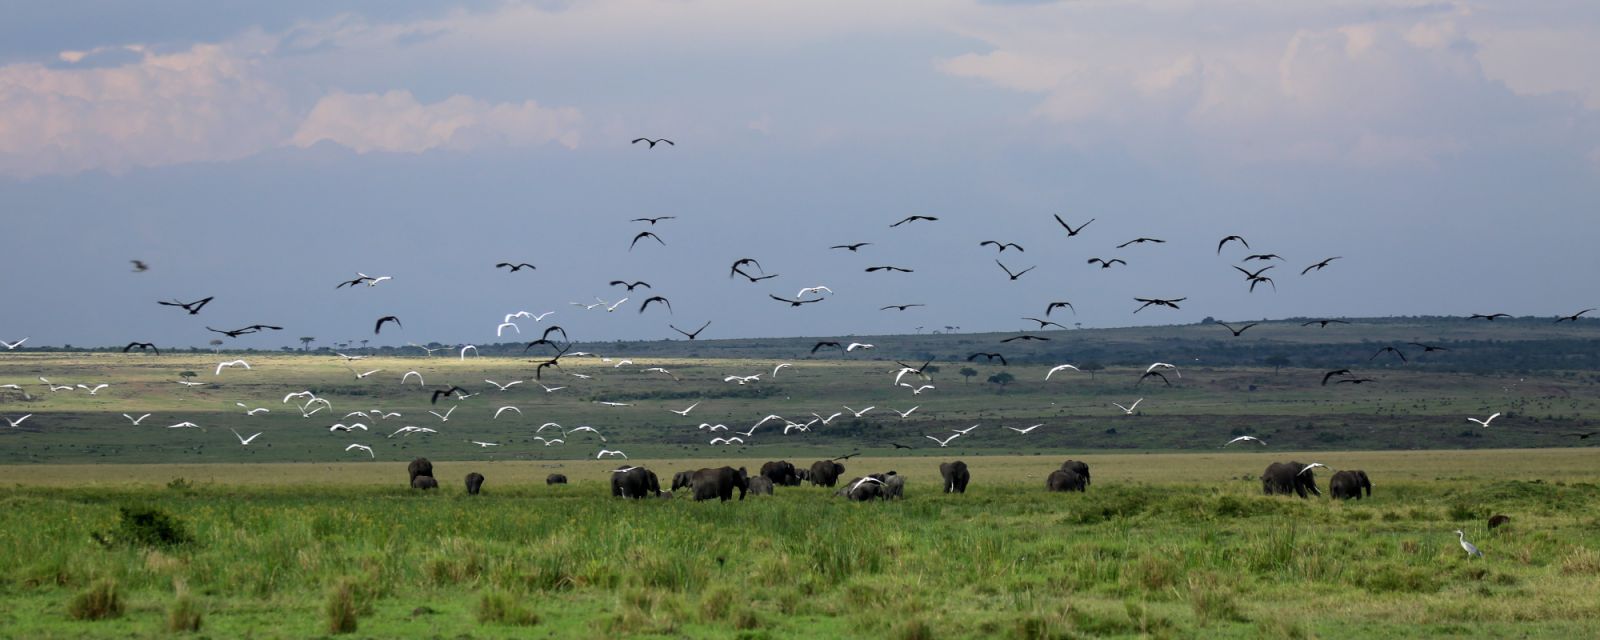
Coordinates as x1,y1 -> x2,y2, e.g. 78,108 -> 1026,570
797,469 -> 811,483
882,472 -> 905,500
464,472 -> 485,495
611,466 -> 661,499
408,457 -> 433,485
1060,460 -> 1091,486
747,476 -> 775,496
1261,461 -> 1321,498
809,460 -> 846,487
836,475 -> 886,501
1329,470 -> 1371,500
546,474 -> 568,485
691,466 -> 750,502
671,471 -> 695,492
939,461 -> 970,493
760,461 -> 801,486
1046,469 -> 1085,492
411,475 -> 439,490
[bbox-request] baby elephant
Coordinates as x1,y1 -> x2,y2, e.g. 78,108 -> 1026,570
546,474 -> 568,485
465,472 -> 485,495
411,475 -> 439,490
747,476 -> 775,496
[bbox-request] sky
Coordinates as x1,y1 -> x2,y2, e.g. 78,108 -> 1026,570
1,0 -> 1598,349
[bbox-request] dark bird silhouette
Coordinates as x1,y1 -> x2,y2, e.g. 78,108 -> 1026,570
639,296 -> 672,314
770,294 -> 824,307
430,386 -> 466,405
670,321 -> 711,340
522,339 -> 566,354
629,232 -> 665,250
995,260 -> 1035,280
630,216 -> 676,224
1053,215 -> 1094,236
865,266 -> 914,273
122,342 -> 159,355
1133,297 -> 1186,313
1469,313 -> 1511,321
1321,369 -> 1352,386
1138,371 -> 1172,387
1335,377 -> 1375,385
887,442 -> 914,450
1243,254 -> 1283,262
610,280 -> 651,291
374,316 -> 402,335
130,260 -> 149,272
895,359 -> 935,377
1557,309 -> 1595,323
335,275 -> 371,288
496,262 -> 536,272
1302,319 -> 1349,328
538,326 -> 569,342
832,452 -> 860,462
1001,334 -> 1049,343
631,138 -> 673,148
1216,322 -> 1258,336
1372,346 -> 1407,363
889,215 -> 938,227
1045,301 -> 1076,317
1087,258 -> 1126,269
732,268 -> 779,282
1233,265 -> 1276,280
158,296 -> 213,315
1300,256 -> 1341,275
811,341 -> 844,354
1248,276 -> 1276,293
1217,236 -> 1249,254
1022,317 -> 1067,330
967,352 -> 1008,366
880,304 -> 925,311
1407,342 -> 1449,352
208,325 -> 282,338
980,240 -> 1024,252
729,258 -> 764,276
830,242 -> 871,251
1562,431 -> 1597,439
533,358 -> 562,380
1116,237 -> 1166,248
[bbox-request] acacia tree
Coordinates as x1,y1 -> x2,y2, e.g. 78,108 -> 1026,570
1080,361 -> 1105,381
298,337 -> 315,352
208,339 -> 223,353
1265,354 -> 1291,374
959,367 -> 978,383
986,371 -> 1015,392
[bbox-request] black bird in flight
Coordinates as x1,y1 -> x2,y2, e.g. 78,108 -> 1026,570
1117,237 -> 1166,248
640,296 -> 672,314
1248,276 -> 1276,293
1045,301 -> 1076,317
1407,342 -> 1449,352
895,359 -> 936,377
670,321 -> 711,340
1133,297 -> 1186,313
1469,313 -> 1511,321
539,326 -> 569,342
208,325 -> 282,338
1216,322 -> 1258,336
981,241 -> 1024,253
1301,256 -> 1341,275
1022,317 -> 1067,330
1233,265 -> 1276,280
335,275 -> 371,288
1087,258 -> 1126,269
881,304 -> 925,311
1335,377 -> 1375,385
1243,254 -> 1283,262
1139,371 -> 1172,387
770,294 -> 824,307
890,215 -> 938,227
158,296 -> 213,315
811,341 -> 844,353
1217,236 -> 1249,254
1053,215 -> 1094,236
631,138 -> 673,148
887,442 -> 914,450
830,242 -> 871,252
1563,431 -> 1597,440
522,339 -> 565,354
1556,309 -> 1595,323
1302,319 -> 1349,328
733,269 -> 780,282
967,352 -> 1008,366
430,386 -> 466,405
865,266 -> 914,273
1321,369 -> 1352,385
1001,334 -> 1049,343
130,260 -> 149,272
629,232 -> 665,251
610,280 -> 651,291
995,261 -> 1035,280
630,216 -> 676,224
1371,346 -> 1407,363
496,262 -> 536,272
374,316 -> 402,335
122,342 -> 159,355
832,452 -> 861,462
533,358 -> 562,380
729,258 -> 764,278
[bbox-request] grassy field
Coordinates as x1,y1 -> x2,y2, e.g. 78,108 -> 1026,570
2,450 -> 1598,638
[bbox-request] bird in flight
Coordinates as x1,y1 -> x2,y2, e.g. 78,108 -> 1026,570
214,360 -> 251,375
967,352 -> 1007,366
1113,399 -> 1143,414
122,342 -> 160,355
496,262 -> 536,272
1023,317 -> 1067,330
1302,319 -> 1349,328
1298,463 -> 1327,475
629,232 -> 665,250
770,294 -> 824,307
669,321 -> 711,340
1300,257 -> 1341,275
1001,334 -> 1049,343
995,261 -> 1036,280
1371,346 -> 1407,363
1,338 -> 27,350
229,429 -> 263,446
811,341 -> 843,353
1467,412 -> 1502,428
208,325 -> 283,338
374,316 -> 402,335
631,216 -> 676,224
844,405 -> 875,418
4,414 -> 32,428
890,215 -> 938,227
1045,301 -> 1075,317
1321,369 -> 1352,385
1045,364 -> 1081,380
1224,435 -> 1266,447
631,138 -> 673,148
1138,371 -> 1172,387
865,265 -> 913,273
669,401 -> 701,417
925,433 -> 962,447
1556,309 -> 1595,323
1407,342 -> 1449,352
130,260 -> 149,272
1243,254 -> 1283,262
430,386 -> 466,405
1087,258 -> 1126,269
123,413 -> 151,425
1133,297 -> 1186,313
1216,322 -> 1258,337
1007,424 -> 1044,434
610,280 -> 651,291
1117,237 -> 1165,248
846,342 -> 875,351
1053,215 -> 1093,236
1334,377 -> 1375,385
1562,431 -> 1597,440
158,296 -> 213,315
1217,236 -> 1249,254
639,296 -> 672,314
1469,313 -> 1511,321
881,304 -> 925,311
981,241 -> 1024,253
345,444 -> 374,458
830,242 -> 871,252
596,449 -> 628,459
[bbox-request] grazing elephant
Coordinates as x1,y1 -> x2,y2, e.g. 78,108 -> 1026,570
691,466 -> 750,502
809,460 -> 846,487
464,472 -> 485,495
882,472 -> 905,500
411,475 -> 439,490
408,457 -> 433,485
760,461 -> 801,486
747,476 -> 775,496
1261,461 -> 1321,498
836,476 -> 886,501
611,466 -> 661,499
671,471 -> 695,492
797,469 -> 811,483
939,461 -> 971,493
1046,469 -> 1085,492
1060,460 -> 1091,486
1329,470 -> 1371,500
546,474 -> 568,485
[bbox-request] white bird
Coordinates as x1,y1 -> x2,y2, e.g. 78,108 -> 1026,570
470,441 -> 500,448
596,401 -> 631,407
1,338 -> 28,350
214,360 -> 251,375
48,384 -> 76,392
343,411 -> 369,419
892,406 -> 920,418
953,424 -> 980,435
283,391 -> 316,403
1467,412 -> 1502,428
329,423 -> 368,432
926,433 -> 962,447
1146,362 -> 1181,378
408,343 -> 446,357
532,437 -> 564,446
229,429 -> 262,445
4,414 -> 32,428
345,443 -> 374,458
699,423 -> 730,432
847,476 -> 885,493
357,272 -> 390,287
846,343 -> 875,351
493,406 -> 522,419
1007,424 -> 1044,434
496,322 -> 521,337
1299,463 -> 1327,476
485,379 -> 523,391
244,408 -> 269,416
783,420 -> 816,434
613,360 -> 635,368
79,383 -> 110,395
0,384 -> 21,390
597,449 -> 629,459
892,368 -> 921,386
724,374 -> 761,384
166,421 -> 200,429
1113,399 -> 1144,414
299,404 -> 327,418
568,426 -> 606,441
1224,436 -> 1266,447
572,300 -> 606,310
670,401 -> 701,416
813,412 -> 844,425
123,413 -> 151,425
901,383 -> 935,395
538,383 -> 567,392
336,353 -> 367,362
844,405 -> 875,418
388,426 -> 436,438
797,286 -> 833,297
428,406 -> 456,422
710,436 -> 744,445
460,345 -> 478,360
1455,530 -> 1484,558
772,363 -> 793,377
401,371 -> 425,385
354,369 -> 381,379
536,422 -> 563,433
1045,364 -> 1081,380
568,373 -> 594,380
374,411 -> 402,420
605,298 -> 629,312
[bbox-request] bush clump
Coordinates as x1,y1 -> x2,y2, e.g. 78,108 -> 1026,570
166,591 -> 202,632
477,591 -> 540,626
68,578 -> 123,621
325,579 -> 359,634
93,506 -> 193,549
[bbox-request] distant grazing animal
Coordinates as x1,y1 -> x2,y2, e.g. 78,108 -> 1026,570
1262,461 -> 1321,498
671,470 -> 695,491
408,458 -> 433,485
760,460 -> 801,487
546,474 -> 568,485
809,460 -> 846,487
411,475 -> 439,490
691,466 -> 750,502
939,461 -> 970,494
746,476 -> 775,496
1046,469 -> 1086,492
1329,470 -> 1371,500
465,472 -> 485,495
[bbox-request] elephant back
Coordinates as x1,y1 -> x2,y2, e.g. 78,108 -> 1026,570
546,473 -> 568,485
1060,460 -> 1090,485
1046,469 -> 1085,492
748,476 -> 775,495
465,472 -> 485,495
411,475 -> 439,490
408,457 -> 434,483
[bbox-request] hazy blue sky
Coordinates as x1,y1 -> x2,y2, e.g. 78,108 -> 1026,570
2,1 -> 1598,348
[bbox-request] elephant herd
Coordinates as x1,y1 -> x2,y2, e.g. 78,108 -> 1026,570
407,458 -> 486,494
1261,461 -> 1373,500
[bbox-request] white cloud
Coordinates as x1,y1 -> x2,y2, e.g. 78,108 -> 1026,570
291,90 -> 582,153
